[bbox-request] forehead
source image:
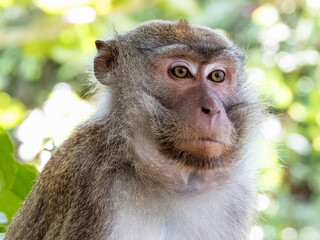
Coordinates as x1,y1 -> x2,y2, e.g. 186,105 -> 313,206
140,43 -> 242,64
118,20 -> 244,62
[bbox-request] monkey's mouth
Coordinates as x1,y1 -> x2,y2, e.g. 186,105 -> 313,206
176,137 -> 226,158
184,137 -> 226,145
197,138 -> 223,144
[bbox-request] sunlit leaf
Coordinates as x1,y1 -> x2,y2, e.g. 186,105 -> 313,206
0,93 -> 25,130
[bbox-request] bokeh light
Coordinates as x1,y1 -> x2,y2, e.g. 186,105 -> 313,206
15,82 -> 94,168
35,0 -> 94,13
288,102 -> 308,122
261,117 -> 282,142
249,225 -> 264,240
306,0 -> 320,8
281,227 -> 297,240
252,4 -> 279,27
64,7 -> 96,24
286,133 -> 311,156
256,194 -> 271,211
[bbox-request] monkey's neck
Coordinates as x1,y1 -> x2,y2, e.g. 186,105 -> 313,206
132,133 -> 237,194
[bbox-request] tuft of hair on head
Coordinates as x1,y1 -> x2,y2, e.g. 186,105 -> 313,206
177,19 -> 190,29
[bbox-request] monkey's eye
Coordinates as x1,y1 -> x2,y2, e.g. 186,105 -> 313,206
209,70 -> 225,83
170,66 -> 191,78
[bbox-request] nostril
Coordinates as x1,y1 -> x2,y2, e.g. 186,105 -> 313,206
201,108 -> 211,114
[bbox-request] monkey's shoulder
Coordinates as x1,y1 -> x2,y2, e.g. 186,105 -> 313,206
38,122 -> 121,193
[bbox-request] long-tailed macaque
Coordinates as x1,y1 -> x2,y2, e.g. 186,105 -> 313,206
5,20 -> 264,240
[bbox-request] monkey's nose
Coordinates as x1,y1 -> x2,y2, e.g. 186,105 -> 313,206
201,107 -> 221,117
201,108 -> 210,114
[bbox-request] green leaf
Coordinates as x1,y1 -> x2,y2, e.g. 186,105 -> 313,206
0,128 -> 16,196
0,128 -> 13,154
9,162 -> 37,201
0,127 -> 38,225
0,191 -> 22,221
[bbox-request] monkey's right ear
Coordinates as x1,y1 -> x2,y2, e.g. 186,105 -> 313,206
94,39 -> 119,85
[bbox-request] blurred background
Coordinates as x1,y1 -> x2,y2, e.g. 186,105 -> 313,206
0,0 -> 319,239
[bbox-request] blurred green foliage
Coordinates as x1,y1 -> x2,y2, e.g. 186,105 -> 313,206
0,0 -> 319,239
0,128 -> 37,233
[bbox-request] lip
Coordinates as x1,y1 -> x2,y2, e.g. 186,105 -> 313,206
197,138 -> 223,144
176,137 -> 226,157
185,137 -> 225,146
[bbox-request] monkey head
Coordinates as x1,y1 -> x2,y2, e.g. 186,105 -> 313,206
94,20 -> 262,171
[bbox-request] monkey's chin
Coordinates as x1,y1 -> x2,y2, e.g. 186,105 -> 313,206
177,139 -> 226,158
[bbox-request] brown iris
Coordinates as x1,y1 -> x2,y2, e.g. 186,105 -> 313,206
209,70 -> 225,83
170,66 -> 191,78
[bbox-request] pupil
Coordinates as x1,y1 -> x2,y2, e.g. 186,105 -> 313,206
178,68 -> 184,74
215,72 -> 220,78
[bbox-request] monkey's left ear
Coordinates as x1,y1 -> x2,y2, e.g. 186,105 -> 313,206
94,39 -> 119,85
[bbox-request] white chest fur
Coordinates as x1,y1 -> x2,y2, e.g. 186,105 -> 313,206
108,173 -> 255,240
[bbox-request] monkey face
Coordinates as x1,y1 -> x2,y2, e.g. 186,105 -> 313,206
154,56 -> 236,159
142,50 -> 245,169
94,20 -> 261,170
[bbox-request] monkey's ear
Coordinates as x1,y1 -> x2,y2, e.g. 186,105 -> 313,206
94,39 -> 119,85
